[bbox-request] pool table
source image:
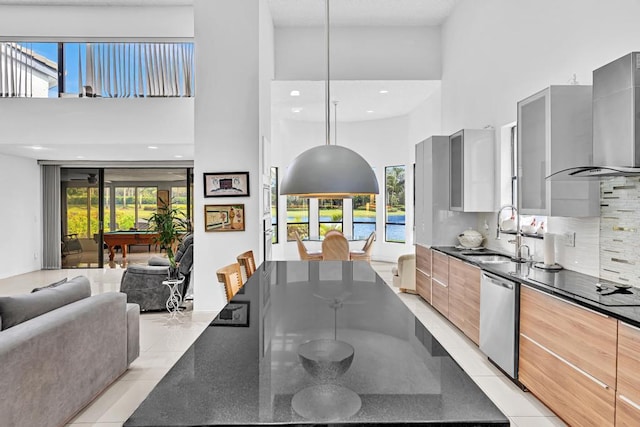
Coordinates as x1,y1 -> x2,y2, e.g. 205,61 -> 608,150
103,231 -> 158,260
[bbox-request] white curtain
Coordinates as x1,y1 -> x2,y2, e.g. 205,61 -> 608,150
0,42 -> 35,98
42,165 -> 62,270
84,42 -> 194,98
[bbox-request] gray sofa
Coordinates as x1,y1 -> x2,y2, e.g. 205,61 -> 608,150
0,276 -> 140,427
120,233 -> 193,311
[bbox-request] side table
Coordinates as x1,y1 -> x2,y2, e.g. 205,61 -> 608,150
162,277 -> 185,316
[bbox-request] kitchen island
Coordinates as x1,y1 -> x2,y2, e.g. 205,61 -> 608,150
124,261 -> 508,426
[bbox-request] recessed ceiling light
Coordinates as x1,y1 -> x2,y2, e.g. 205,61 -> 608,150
291,108 -> 302,113
31,145 -> 44,150
76,155 -> 84,159
174,155 -> 183,158
290,90 -> 300,97
379,90 -> 388,94
148,146 -> 158,149
366,110 -> 374,113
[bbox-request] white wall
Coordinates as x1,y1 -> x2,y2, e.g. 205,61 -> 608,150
0,5 -> 193,39
0,98 -> 194,146
271,90 -> 441,262
441,0 -> 640,276
0,154 -> 41,279
275,26 -> 441,81
193,0 -> 269,312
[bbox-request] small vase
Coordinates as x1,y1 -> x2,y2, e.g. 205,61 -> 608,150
168,265 -> 180,280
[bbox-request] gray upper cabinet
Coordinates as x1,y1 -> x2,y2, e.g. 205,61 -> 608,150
414,136 -> 477,246
449,129 -> 495,212
517,86 -> 599,217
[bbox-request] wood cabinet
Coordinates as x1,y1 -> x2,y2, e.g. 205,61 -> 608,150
519,333 -> 615,426
449,129 -> 495,212
617,321 -> 640,426
415,245 -> 431,304
519,285 -> 618,426
431,251 -> 449,317
448,257 -> 481,344
517,86 -> 599,217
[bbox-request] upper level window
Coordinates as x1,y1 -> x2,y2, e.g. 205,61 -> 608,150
0,42 -> 58,98
385,165 -> 406,243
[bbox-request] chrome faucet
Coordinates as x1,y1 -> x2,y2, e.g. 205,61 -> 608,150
496,204 -> 526,262
517,244 -> 531,261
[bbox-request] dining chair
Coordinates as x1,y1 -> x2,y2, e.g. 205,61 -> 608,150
294,231 -> 323,261
350,231 -> 376,262
236,250 -> 256,282
325,229 -> 343,238
322,233 -> 350,261
216,262 -> 244,302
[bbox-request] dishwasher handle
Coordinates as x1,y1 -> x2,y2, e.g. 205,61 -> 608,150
481,272 -> 515,290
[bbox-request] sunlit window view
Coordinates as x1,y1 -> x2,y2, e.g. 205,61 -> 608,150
286,196 -> 309,241
318,199 -> 343,236
385,165 -> 406,243
352,194 -> 376,239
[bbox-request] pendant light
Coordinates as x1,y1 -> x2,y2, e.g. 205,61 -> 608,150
280,0 -> 379,198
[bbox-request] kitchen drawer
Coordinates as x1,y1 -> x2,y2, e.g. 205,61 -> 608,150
461,262 -> 480,345
416,269 -> 431,304
616,393 -> 640,427
431,275 -> 448,318
520,285 -> 617,388
617,321 -> 640,403
447,257 -> 466,331
416,245 -> 431,275
431,251 -> 448,285
519,333 -> 615,427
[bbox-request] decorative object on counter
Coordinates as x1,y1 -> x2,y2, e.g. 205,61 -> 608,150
500,218 -> 516,232
521,217 -> 537,234
536,221 -> 545,234
457,228 -> 484,248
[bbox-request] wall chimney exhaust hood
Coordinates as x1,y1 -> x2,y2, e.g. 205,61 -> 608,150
547,52 -> 640,180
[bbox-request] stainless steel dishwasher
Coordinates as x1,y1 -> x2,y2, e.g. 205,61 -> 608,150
479,271 -> 519,380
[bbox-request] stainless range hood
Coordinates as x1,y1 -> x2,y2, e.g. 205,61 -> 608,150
547,52 -> 640,180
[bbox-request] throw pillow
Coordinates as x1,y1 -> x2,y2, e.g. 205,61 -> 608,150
0,276 -> 91,330
31,277 -> 68,293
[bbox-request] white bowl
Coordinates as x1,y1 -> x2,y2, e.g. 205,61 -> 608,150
457,230 -> 484,248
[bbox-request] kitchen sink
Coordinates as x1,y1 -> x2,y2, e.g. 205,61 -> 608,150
465,254 -> 513,264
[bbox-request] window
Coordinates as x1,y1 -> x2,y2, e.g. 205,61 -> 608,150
352,194 -> 376,239
286,196 -> 309,241
385,165 -> 406,243
318,199 -> 343,236
1,42 -> 58,98
114,186 -> 157,230
171,186 -> 188,219
271,167 -> 279,243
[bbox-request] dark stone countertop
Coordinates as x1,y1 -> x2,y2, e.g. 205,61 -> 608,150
124,261 -> 509,426
432,246 -> 640,328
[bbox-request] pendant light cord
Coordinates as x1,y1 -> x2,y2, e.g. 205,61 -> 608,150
333,100 -> 338,145
325,0 -> 331,146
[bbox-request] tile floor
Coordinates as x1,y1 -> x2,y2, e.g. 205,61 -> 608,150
0,261 -> 566,427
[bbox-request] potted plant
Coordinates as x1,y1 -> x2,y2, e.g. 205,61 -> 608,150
147,201 -> 189,279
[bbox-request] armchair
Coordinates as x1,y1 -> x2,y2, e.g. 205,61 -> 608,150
392,253 -> 416,293
120,234 -> 194,310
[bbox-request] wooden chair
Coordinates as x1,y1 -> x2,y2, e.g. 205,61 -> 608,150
325,229 -> 343,238
350,231 -> 376,262
322,233 -> 350,261
294,231 -> 323,260
236,250 -> 256,282
216,263 -> 244,302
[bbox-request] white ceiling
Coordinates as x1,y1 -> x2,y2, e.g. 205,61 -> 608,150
272,80 -> 441,123
0,0 -> 455,161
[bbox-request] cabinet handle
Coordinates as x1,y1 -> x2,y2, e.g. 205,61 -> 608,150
524,285 -> 609,319
416,268 -> 431,277
520,333 -> 610,390
619,394 -> 640,411
432,278 -> 448,288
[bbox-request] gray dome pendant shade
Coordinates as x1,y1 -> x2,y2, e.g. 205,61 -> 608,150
280,145 -> 379,198
279,0 -> 379,198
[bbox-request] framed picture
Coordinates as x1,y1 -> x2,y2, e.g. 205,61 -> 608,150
204,204 -> 245,232
203,172 -> 250,197
210,301 -> 250,327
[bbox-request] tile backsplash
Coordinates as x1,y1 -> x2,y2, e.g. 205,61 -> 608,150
600,177 -> 640,286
